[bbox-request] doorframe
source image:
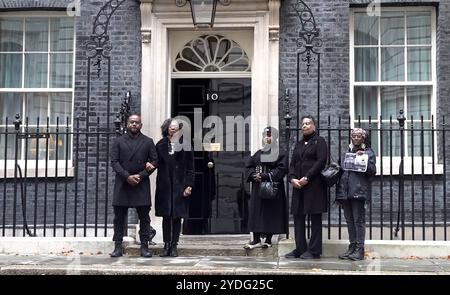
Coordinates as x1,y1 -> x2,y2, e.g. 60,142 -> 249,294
139,0 -> 280,155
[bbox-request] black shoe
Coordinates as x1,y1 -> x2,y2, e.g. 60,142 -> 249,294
299,251 -> 320,259
338,243 -> 356,260
140,243 -> 153,258
348,245 -> 365,261
160,242 -> 171,257
170,243 -> 178,257
110,242 -> 123,258
284,249 -> 300,258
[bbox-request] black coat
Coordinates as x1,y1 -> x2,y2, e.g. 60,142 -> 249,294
336,147 -> 376,201
155,137 -> 195,218
288,133 -> 328,215
245,149 -> 288,234
111,133 -> 158,207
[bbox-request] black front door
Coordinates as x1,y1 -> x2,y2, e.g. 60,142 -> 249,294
172,78 -> 251,234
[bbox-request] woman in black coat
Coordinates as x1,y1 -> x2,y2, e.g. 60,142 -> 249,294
336,128 -> 376,261
153,118 -> 194,257
245,127 -> 287,249
286,115 -> 328,259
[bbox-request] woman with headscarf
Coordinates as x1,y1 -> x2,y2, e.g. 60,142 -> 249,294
336,128 -> 376,261
152,118 -> 194,257
244,126 -> 288,249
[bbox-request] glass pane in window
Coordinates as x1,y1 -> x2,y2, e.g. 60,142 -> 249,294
50,53 -> 73,88
25,93 -> 48,124
409,122 -> 431,157
0,129 -> 18,160
0,92 -> 22,125
381,86 -> 404,118
25,18 -> 48,52
25,127 -> 49,160
381,12 -> 404,45
0,53 -> 22,88
0,18 -> 23,51
407,86 -> 431,120
24,53 -> 48,88
47,127 -> 71,160
50,17 -> 74,51
407,47 -> 431,81
50,93 -> 72,125
354,86 -> 377,120
355,48 -> 378,81
354,13 -> 378,45
381,47 -> 404,81
407,12 -> 431,45
381,122 -> 400,157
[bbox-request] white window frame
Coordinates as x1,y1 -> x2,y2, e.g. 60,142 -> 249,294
0,12 -> 76,177
349,6 -> 441,175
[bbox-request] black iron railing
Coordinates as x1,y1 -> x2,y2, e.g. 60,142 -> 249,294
284,109 -> 449,241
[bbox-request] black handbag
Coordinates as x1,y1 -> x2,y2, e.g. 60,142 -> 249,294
321,160 -> 343,187
259,173 -> 279,200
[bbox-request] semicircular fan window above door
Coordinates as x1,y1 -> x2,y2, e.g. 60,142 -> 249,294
173,35 -> 251,72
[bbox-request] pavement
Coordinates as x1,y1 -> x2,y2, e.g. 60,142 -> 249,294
0,253 -> 449,275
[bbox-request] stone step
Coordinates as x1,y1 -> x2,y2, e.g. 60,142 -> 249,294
124,234 -> 279,257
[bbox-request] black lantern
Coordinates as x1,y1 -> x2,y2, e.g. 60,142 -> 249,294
175,0 -> 231,29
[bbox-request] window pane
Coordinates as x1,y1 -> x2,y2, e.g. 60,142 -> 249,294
0,92 -> 22,124
407,86 -> 431,120
25,18 -> 48,52
381,86 -> 404,118
381,12 -> 404,45
381,122 -> 400,157
354,86 -> 377,120
407,12 -> 431,45
407,47 -> 431,81
50,93 -> 72,125
25,93 -> 48,124
0,129 -> 18,160
0,53 -> 22,88
409,122 -> 431,157
50,53 -> 73,88
355,48 -> 378,81
354,13 -> 378,45
50,17 -> 74,51
381,47 -> 404,81
24,53 -> 48,88
0,18 -> 23,51
25,127 -> 46,160
48,127 -> 71,160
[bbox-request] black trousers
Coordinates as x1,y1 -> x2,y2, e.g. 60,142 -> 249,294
162,217 -> 182,243
293,213 -> 322,255
342,199 -> 366,245
113,205 -> 151,243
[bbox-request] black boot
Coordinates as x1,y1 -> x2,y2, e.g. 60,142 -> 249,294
148,226 -> 157,246
170,242 -> 178,257
140,242 -> 153,258
348,244 -> 365,261
160,242 -> 171,257
110,241 -> 123,257
338,243 -> 356,260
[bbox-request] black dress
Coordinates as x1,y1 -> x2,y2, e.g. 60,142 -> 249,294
245,149 -> 288,234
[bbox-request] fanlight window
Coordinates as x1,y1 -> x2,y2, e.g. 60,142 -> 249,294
173,35 -> 250,72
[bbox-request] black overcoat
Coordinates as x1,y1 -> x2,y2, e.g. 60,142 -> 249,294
245,149 -> 288,234
288,133 -> 328,215
111,133 -> 158,207
155,137 -> 195,218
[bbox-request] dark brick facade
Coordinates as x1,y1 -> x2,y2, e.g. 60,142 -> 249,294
279,0 -> 450,230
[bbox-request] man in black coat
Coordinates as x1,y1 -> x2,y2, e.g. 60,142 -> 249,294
110,114 -> 158,258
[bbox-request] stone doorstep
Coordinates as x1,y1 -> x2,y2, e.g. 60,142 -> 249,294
279,239 -> 450,259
